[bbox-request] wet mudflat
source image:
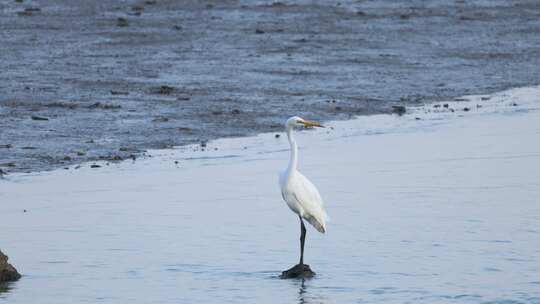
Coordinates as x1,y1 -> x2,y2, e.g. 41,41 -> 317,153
1,86 -> 539,303
1,0 -> 540,173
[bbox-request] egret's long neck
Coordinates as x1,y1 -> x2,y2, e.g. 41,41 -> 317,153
286,126 -> 298,172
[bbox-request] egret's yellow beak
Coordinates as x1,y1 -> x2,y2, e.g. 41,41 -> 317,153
301,120 -> 324,128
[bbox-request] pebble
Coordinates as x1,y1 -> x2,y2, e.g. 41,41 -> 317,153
31,115 -> 49,121
392,105 -> 406,115
117,17 -> 129,27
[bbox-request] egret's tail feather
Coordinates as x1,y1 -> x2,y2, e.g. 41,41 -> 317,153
304,214 -> 326,234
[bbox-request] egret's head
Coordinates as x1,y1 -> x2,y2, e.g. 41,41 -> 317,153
286,116 -> 324,129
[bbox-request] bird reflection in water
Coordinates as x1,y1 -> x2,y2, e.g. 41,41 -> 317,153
296,279 -> 326,304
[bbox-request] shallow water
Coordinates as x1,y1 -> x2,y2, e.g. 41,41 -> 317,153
1,87 -> 540,303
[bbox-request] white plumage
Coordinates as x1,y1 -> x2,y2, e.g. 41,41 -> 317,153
280,170 -> 328,233
279,116 -> 328,266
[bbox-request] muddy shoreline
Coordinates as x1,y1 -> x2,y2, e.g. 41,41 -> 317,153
1,0 -> 540,173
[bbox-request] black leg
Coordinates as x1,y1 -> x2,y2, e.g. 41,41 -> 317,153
280,216 -> 315,279
299,216 -> 306,265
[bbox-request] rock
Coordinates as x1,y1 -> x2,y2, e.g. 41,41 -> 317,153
0,250 -> 21,282
392,105 -> 406,115
117,17 -> 129,27
271,1 -> 286,7
463,107 -> 470,112
110,90 -> 129,95
31,115 -> 49,121
231,109 -> 241,115
280,264 -> 315,279
0,144 -> 12,149
17,7 -> 40,16
90,164 -> 101,168
255,29 -> 265,34
152,116 -> 169,123
158,85 -> 174,95
275,134 -> 280,138
88,102 -> 121,110
443,103 -> 449,108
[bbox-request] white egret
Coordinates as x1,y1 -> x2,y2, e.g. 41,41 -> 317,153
279,116 -> 328,278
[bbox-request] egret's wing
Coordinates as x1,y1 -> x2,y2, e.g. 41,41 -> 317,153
292,172 -> 328,233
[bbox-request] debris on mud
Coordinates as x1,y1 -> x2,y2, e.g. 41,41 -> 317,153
158,85 -> 174,95
152,116 -> 169,123
110,90 -> 129,95
17,7 -> 41,16
117,17 -> 129,27
31,116 -> 49,121
45,102 -> 78,109
392,105 -> 407,115
88,102 -> 121,110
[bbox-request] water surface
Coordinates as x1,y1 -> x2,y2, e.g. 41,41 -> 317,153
1,87 -> 540,303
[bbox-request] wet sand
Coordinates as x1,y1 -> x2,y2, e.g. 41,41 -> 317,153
1,0 -> 540,173
1,86 -> 539,303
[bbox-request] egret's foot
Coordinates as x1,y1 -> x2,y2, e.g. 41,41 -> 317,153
280,263 -> 315,279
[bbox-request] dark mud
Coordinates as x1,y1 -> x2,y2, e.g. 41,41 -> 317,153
1,0 -> 540,173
